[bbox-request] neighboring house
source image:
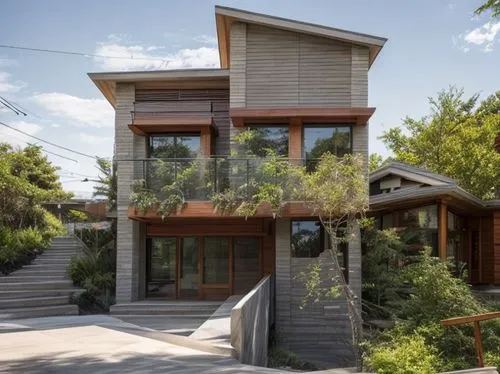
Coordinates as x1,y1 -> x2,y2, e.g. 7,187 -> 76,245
89,6 -> 386,367
43,199 -> 108,222
369,162 -> 500,285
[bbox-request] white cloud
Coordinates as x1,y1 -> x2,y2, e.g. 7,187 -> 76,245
33,92 -> 114,128
0,121 -> 42,148
79,132 -> 113,145
193,35 -> 218,45
463,21 -> 500,52
93,35 -> 219,71
0,72 -> 26,93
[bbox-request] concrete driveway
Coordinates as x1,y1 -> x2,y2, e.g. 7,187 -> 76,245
0,315 -> 284,374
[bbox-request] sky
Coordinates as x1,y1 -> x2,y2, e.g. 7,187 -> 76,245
0,0 -> 499,198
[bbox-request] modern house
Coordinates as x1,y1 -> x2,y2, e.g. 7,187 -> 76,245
369,162 -> 500,285
89,6 -> 387,366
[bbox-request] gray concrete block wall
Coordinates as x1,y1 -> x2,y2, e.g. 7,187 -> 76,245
115,83 -> 144,303
274,218 -> 360,368
230,275 -> 270,367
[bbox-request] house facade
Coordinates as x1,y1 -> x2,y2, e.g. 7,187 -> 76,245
90,6 -> 386,366
369,162 -> 500,285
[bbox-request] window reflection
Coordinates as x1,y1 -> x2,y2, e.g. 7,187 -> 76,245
399,205 -> 438,256
244,126 -> 289,157
303,126 -> 351,170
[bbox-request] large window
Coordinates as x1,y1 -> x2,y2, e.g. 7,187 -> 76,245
244,126 -> 289,157
399,205 -> 438,256
447,211 -> 464,260
149,134 -> 200,159
303,126 -> 351,169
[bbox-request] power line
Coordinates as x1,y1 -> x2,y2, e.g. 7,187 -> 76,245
0,121 -> 98,160
0,44 -> 170,65
0,96 -> 27,116
4,133 -> 79,163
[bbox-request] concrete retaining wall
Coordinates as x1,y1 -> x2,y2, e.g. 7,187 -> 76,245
440,368 -> 498,374
230,275 -> 271,366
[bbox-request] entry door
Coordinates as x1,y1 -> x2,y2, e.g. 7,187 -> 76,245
179,237 -> 200,298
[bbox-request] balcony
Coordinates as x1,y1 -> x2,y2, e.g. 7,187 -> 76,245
129,100 -> 225,136
126,157 -> 312,220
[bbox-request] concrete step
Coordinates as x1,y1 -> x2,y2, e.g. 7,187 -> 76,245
0,276 -> 68,283
110,302 -> 221,316
0,296 -> 70,309
0,280 -> 75,291
0,304 -> 79,320
40,251 -> 78,255
32,258 -> 71,264
0,289 -> 81,300
23,264 -> 69,269
12,269 -> 67,277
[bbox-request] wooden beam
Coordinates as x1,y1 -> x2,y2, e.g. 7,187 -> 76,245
289,118 -> 302,160
230,107 -> 376,127
441,311 -> 500,326
474,321 -> 484,368
438,202 -> 448,260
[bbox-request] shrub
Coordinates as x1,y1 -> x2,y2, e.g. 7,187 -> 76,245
365,334 -> 441,374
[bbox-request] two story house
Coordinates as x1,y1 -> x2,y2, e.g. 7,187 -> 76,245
90,6 -> 386,366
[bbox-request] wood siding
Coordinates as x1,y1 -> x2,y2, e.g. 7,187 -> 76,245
135,89 -> 230,156
244,24 -> 369,108
494,211 -> 500,283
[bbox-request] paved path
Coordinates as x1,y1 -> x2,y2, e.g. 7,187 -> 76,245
0,315 -> 284,374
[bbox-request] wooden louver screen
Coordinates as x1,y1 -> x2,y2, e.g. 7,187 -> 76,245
135,89 -> 229,102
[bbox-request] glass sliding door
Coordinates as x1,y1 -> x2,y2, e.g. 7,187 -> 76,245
203,237 -> 229,285
179,237 -> 199,298
147,237 -> 177,299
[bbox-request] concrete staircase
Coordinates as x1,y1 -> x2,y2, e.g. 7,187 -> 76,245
0,236 -> 81,320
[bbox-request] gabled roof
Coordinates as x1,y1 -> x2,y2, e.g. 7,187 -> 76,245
370,162 -> 456,187
215,6 -> 387,69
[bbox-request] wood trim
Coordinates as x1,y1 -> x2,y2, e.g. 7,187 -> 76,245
479,217 -> 483,283
129,117 -> 216,137
200,127 -> 212,156
176,238 -> 180,299
198,237 -> 204,300
229,237 -> 234,295
438,203 -> 448,260
129,201 -> 317,220
442,311 -> 500,326
231,107 -> 375,127
289,118 -> 302,160
200,284 -> 229,289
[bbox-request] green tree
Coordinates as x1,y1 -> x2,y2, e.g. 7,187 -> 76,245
380,87 -> 500,199
93,158 -> 117,211
0,143 -> 69,272
476,0 -> 500,17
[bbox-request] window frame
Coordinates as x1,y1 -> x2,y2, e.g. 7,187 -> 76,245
301,124 -> 353,160
148,133 -> 202,159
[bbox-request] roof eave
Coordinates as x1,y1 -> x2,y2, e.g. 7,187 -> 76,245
215,5 -> 387,69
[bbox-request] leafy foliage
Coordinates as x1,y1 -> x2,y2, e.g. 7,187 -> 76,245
68,228 -> 116,311
364,334 -> 441,374
362,229 -> 500,372
476,0 -> 500,17
93,158 -> 117,211
0,144 -> 68,273
380,87 -> 500,199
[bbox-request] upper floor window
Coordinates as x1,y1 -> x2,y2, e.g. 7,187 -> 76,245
303,125 -> 351,170
149,134 -> 200,159
243,126 -> 289,157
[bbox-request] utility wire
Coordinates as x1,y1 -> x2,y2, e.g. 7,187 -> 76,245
0,120 -> 97,159
0,44 -> 170,65
1,97 -> 39,118
0,97 -> 27,116
4,133 -> 79,162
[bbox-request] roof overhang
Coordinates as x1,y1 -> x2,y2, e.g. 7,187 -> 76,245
230,107 -> 375,127
369,185 -> 492,215
215,6 -> 387,69
370,166 -> 453,186
88,69 -> 229,108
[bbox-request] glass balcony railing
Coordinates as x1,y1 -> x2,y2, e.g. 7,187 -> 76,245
127,157 -> 305,202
